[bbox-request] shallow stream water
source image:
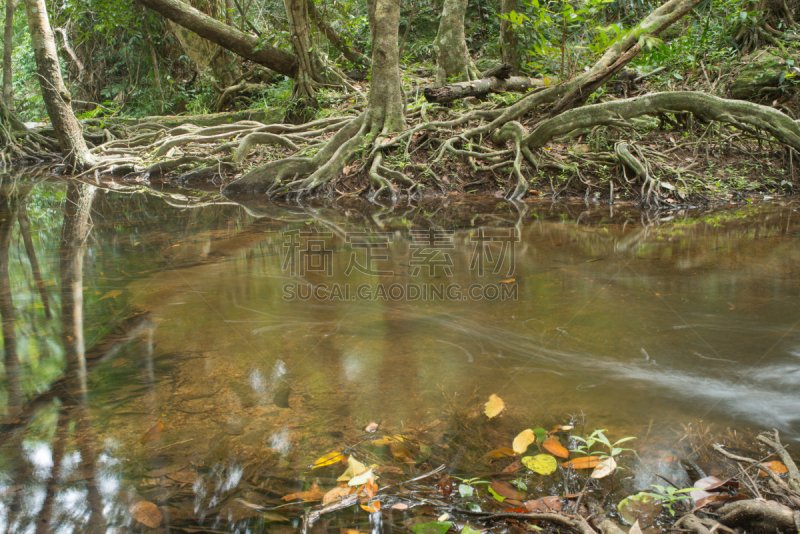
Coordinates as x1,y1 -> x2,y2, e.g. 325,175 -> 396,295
0,173 -> 799,532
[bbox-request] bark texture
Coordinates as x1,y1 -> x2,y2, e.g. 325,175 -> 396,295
433,0 -> 479,85
3,0 -> 17,111
424,75 -> 548,103
23,0 -> 96,169
499,0 -> 519,73
136,0 -> 298,76
168,21 -> 240,87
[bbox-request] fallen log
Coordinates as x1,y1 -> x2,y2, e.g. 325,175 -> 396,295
423,75 -> 552,104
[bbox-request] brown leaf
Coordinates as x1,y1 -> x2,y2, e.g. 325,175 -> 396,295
561,456 -> 601,470
323,485 -> 355,505
374,466 -> 404,475
542,437 -> 569,459
166,471 -> 198,485
491,480 -> 526,501
524,496 -> 562,512
484,394 -> 505,418
485,447 -> 516,459
502,460 -> 523,473
140,421 -> 165,444
629,520 -> 644,534
130,501 -> 162,528
282,481 -> 325,502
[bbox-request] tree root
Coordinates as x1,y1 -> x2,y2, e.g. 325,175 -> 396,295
491,121 -> 538,200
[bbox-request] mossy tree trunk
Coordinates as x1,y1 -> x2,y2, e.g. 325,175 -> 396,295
284,0 -> 318,100
499,0 -> 519,74
3,0 -> 18,111
23,0 -> 96,169
433,0 -> 480,86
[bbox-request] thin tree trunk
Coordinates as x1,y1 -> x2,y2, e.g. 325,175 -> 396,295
499,0 -> 519,73
23,0 -> 95,169
141,9 -> 166,110
432,0 -> 479,86
367,0 -> 404,133
137,0 -> 297,76
307,0 -> 369,66
284,0 -> 317,99
18,202 -> 52,320
3,0 -> 18,111
0,190 -> 22,416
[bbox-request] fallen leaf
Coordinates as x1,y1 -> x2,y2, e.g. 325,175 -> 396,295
140,421 -> 165,444
629,520 -> 644,534
392,503 -> 409,510
500,279 -> 515,284
375,466 -> 404,475
338,456 -> 368,482
760,461 -> 788,476
282,481 -> 325,502
438,513 -> 449,522
348,469 -> 374,487
361,501 -> 381,513
100,290 -> 123,300
617,492 -> 661,526
411,521 -> 452,534
542,437 -> 569,459
521,454 -> 557,475
524,496 -> 562,512
590,457 -> 617,479
484,394 -> 505,418
263,511 -> 290,522
362,477 -> 378,499
491,480 -> 526,501
485,447 -> 516,459
323,485 -> 355,504
513,429 -> 536,455
312,451 -> 345,469
502,460 -> 523,473
561,456 -> 602,470
238,499 -> 268,511
532,428 -> 547,444
130,501 -> 162,528
365,422 -> 379,433
690,489 -> 720,508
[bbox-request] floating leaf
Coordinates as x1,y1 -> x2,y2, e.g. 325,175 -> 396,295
491,480 -> 525,501
461,525 -> 482,534
312,451 -> 345,469
130,501 -> 162,528
338,456 -> 368,482
542,437 -> 569,458
100,290 -> 123,300
411,521 -> 452,534
392,503 -> 409,510
513,429 -> 536,455
617,492 -> 661,526
323,484 -> 355,504
348,469 -> 374,487
487,486 -> 506,502
561,456 -> 602,470
524,496 -> 562,512
263,511 -> 290,522
485,447 -> 516,459
365,422 -> 379,433
532,428 -> 547,444
361,501 -> 381,513
521,454 -> 557,475
140,421 -> 164,444
590,457 -> 617,479
760,461 -> 788,476
282,481 -> 325,502
485,394 -> 505,418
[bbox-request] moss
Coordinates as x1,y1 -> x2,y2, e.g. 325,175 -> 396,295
730,49 -> 786,100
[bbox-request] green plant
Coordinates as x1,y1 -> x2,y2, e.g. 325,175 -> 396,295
643,484 -> 698,515
573,429 -> 636,459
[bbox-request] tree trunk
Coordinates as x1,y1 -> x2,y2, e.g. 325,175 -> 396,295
168,21 -> 239,87
499,0 -> 519,73
366,0 -> 404,133
432,0 -> 479,86
424,75 -> 548,103
136,0 -> 298,77
284,0 -> 317,100
23,0 -> 96,169
307,0 -> 369,66
3,0 -> 17,111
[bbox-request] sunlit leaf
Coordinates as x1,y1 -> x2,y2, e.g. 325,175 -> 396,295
521,454 -> 557,475
461,525 -> 482,534
513,429 -> 536,454
488,486 -> 506,502
590,457 -> 617,479
542,437 -> 569,458
412,521 -> 452,534
338,456 -> 368,482
760,461 -> 788,476
312,451 -> 345,469
484,394 -> 505,418
560,456 -> 602,469
130,501 -> 162,528
348,469 -> 375,487
361,501 -> 381,513
323,484 -> 355,504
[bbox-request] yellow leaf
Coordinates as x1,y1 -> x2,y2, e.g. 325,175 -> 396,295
361,501 -> 381,513
130,501 -> 162,528
338,456 -> 368,482
513,429 -> 536,455
542,437 -> 569,459
312,451 -> 345,469
485,447 -> 516,459
100,290 -> 123,300
521,454 -> 558,475
348,469 -> 374,487
485,394 -> 505,418
140,421 -> 165,444
544,77 -> 551,87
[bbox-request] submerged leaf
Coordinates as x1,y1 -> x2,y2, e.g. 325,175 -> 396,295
411,521 -> 452,534
491,480 -> 525,501
273,386 -> 291,408
542,437 -> 569,458
282,481 -> 325,502
485,394 -> 505,418
521,454 -> 557,475
312,451 -> 345,469
513,429 -> 536,455
323,484 -> 355,504
561,456 -> 602,470
130,501 -> 162,528
485,447 -> 516,459
617,492 -> 662,526
100,290 -> 123,300
140,421 -> 165,444
338,456 -> 368,482
524,496 -> 562,512
760,461 -> 788,476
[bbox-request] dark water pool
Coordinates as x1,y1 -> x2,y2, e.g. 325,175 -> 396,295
0,172 -> 798,532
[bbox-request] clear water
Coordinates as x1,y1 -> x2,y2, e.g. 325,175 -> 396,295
1,173 -> 799,532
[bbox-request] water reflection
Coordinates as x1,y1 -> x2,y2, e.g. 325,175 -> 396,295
0,175 -> 798,532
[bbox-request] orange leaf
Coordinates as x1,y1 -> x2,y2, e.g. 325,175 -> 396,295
760,461 -> 788,476
542,437 -> 569,459
140,421 -> 165,444
282,481 -> 325,502
323,484 -> 355,504
485,394 -> 505,418
361,501 -> 381,513
560,456 -> 602,469
524,496 -> 563,512
130,501 -> 162,528
485,447 -> 516,459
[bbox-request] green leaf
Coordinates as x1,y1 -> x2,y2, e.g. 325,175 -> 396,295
412,522 -> 453,534
459,484 -> 474,498
521,454 -> 558,475
533,428 -> 547,444
488,487 -> 506,502
416,444 -> 432,464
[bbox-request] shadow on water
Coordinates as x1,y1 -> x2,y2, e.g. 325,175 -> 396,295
0,171 -> 798,531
